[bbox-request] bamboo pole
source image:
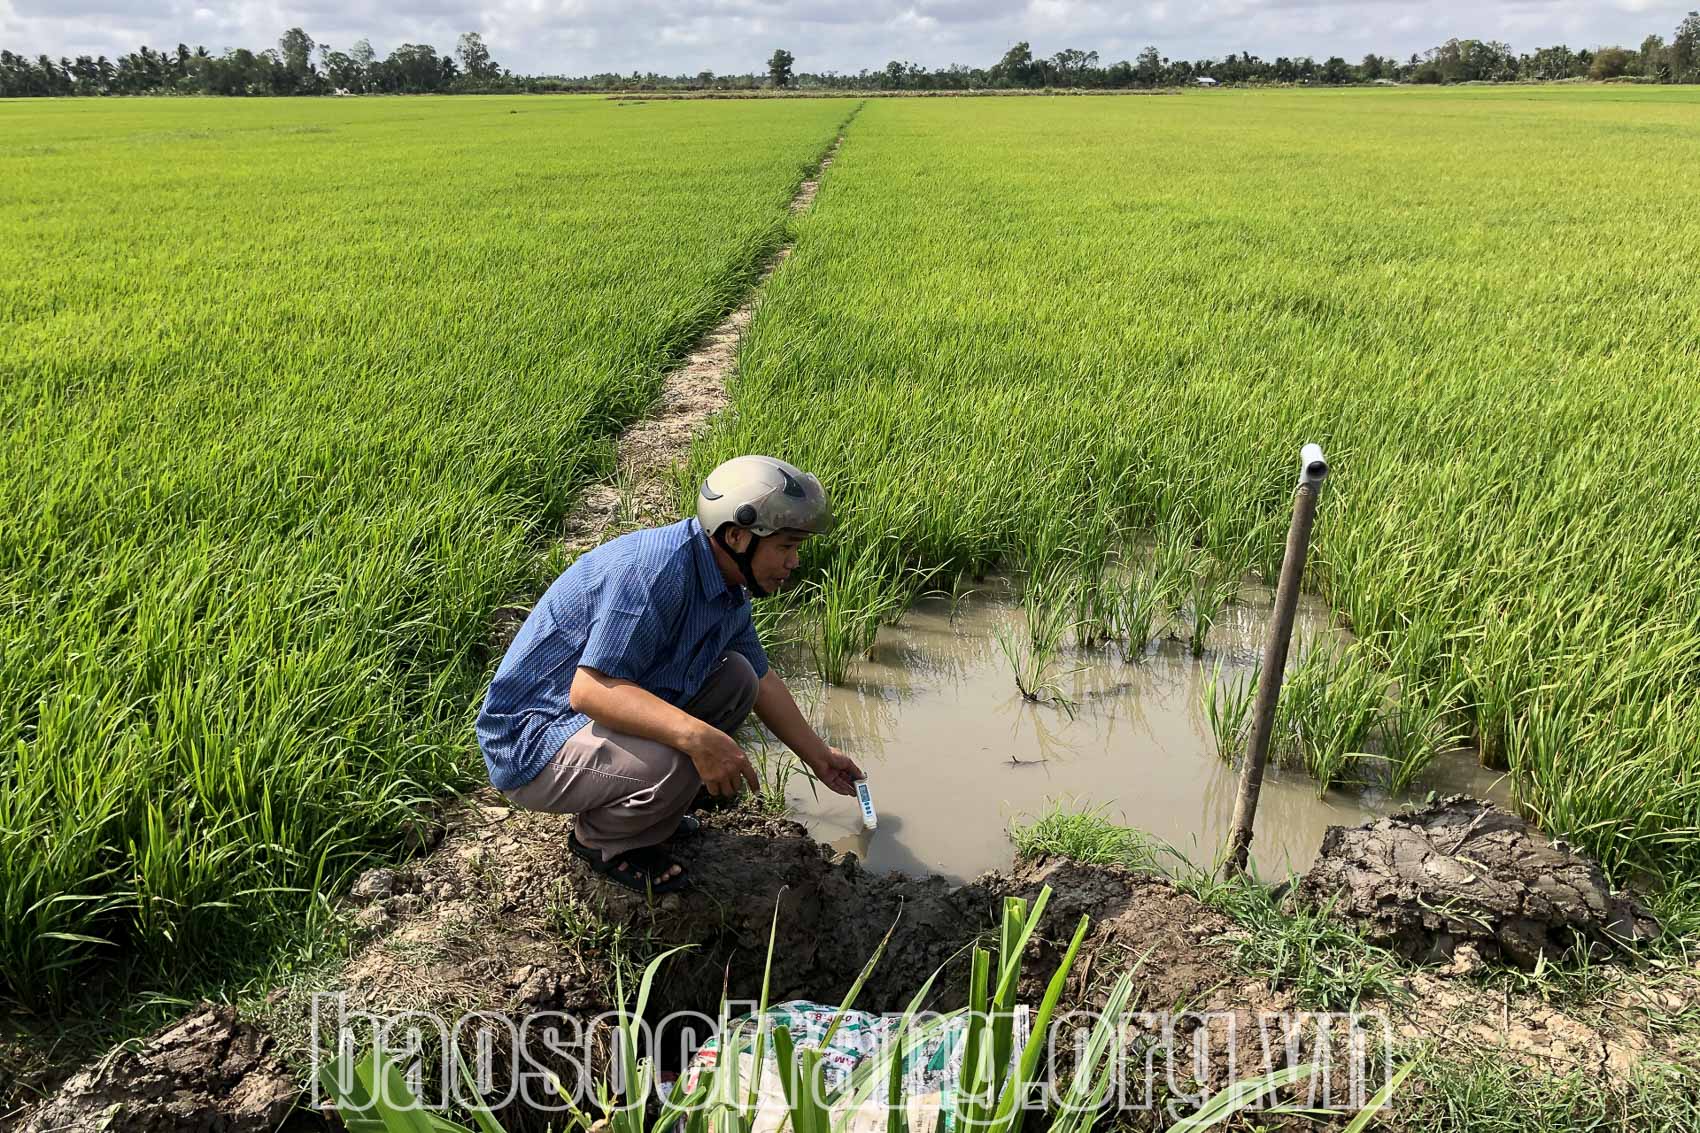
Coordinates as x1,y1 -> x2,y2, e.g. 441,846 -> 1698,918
1224,443 -> 1329,879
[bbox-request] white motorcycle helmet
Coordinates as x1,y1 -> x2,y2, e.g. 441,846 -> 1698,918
697,455 -> 832,596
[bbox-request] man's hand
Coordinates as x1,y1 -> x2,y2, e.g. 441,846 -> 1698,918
684,724 -> 761,798
807,746 -> 864,796
752,668 -> 862,800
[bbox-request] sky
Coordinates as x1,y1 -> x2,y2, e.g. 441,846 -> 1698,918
1,0 -> 1691,76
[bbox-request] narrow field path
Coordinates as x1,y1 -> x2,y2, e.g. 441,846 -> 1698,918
562,118 -> 854,553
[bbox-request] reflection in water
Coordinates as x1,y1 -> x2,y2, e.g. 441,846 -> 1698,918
782,583 -> 1510,883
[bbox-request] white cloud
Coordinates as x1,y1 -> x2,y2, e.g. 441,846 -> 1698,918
1,0 -> 1691,73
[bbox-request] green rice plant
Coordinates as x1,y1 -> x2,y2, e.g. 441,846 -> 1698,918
1150,523 -> 1200,628
994,625 -> 1079,713
1269,645 -> 1393,791
1200,661 -> 1258,763
1109,559 -> 1177,664
0,96 -> 851,1006
995,570 -> 1083,709
693,87 -> 1700,894
1377,684 -> 1468,794
1182,559 -> 1242,658
1374,613 -> 1457,695
803,543 -> 922,685
1068,564 -> 1119,650
1459,638 -> 1522,772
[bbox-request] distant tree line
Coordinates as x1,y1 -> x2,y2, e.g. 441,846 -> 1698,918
3,13 -> 1698,98
0,28 -> 506,97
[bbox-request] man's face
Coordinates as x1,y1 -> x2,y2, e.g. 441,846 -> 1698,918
728,528 -> 808,594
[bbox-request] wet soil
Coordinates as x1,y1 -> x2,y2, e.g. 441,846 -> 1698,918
16,1005 -> 302,1133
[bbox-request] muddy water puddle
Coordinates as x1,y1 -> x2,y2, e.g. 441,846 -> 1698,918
780,582 -> 1508,883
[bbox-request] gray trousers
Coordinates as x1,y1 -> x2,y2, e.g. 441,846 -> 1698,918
503,652 -> 759,859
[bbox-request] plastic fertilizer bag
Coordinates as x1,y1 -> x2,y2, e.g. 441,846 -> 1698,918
678,1000 -> 1028,1133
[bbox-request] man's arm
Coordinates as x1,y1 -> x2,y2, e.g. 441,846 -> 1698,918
753,668 -> 864,795
570,667 -> 759,798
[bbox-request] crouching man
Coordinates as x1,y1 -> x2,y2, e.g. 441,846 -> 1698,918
477,455 -> 863,894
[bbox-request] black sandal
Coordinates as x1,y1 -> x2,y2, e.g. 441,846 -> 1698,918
569,829 -> 690,894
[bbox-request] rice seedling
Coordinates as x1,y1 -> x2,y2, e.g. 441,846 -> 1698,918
1200,661 -> 1258,762
1182,559 -> 1241,658
995,567 -> 1083,709
0,95 -> 848,1005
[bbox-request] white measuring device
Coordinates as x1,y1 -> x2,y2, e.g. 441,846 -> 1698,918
854,778 -> 878,830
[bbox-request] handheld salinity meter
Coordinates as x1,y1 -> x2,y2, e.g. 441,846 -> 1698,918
854,778 -> 878,830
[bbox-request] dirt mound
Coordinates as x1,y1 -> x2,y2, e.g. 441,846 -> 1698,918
1006,858 -> 1296,1111
18,1004 -> 300,1133
1010,857 -> 1284,1015
1298,796 -> 1660,968
315,800 -> 993,1025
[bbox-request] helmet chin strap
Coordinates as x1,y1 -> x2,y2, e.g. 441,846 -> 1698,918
714,527 -> 769,599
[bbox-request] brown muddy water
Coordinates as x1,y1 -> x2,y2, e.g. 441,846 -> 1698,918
777,581 -> 1509,883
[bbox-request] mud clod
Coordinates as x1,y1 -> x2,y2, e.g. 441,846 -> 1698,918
1299,796 -> 1659,968
19,1004 -> 299,1133
348,868 -> 396,903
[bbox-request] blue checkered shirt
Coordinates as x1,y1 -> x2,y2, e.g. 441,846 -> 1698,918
477,518 -> 770,790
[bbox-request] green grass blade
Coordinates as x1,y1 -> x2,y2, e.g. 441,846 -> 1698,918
1166,1064 -> 1318,1132
1340,1060 -> 1416,1133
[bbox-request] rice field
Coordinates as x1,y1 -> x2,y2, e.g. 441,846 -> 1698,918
7,85 -> 1700,1019
697,87 -> 1700,885
0,94 -> 848,1005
